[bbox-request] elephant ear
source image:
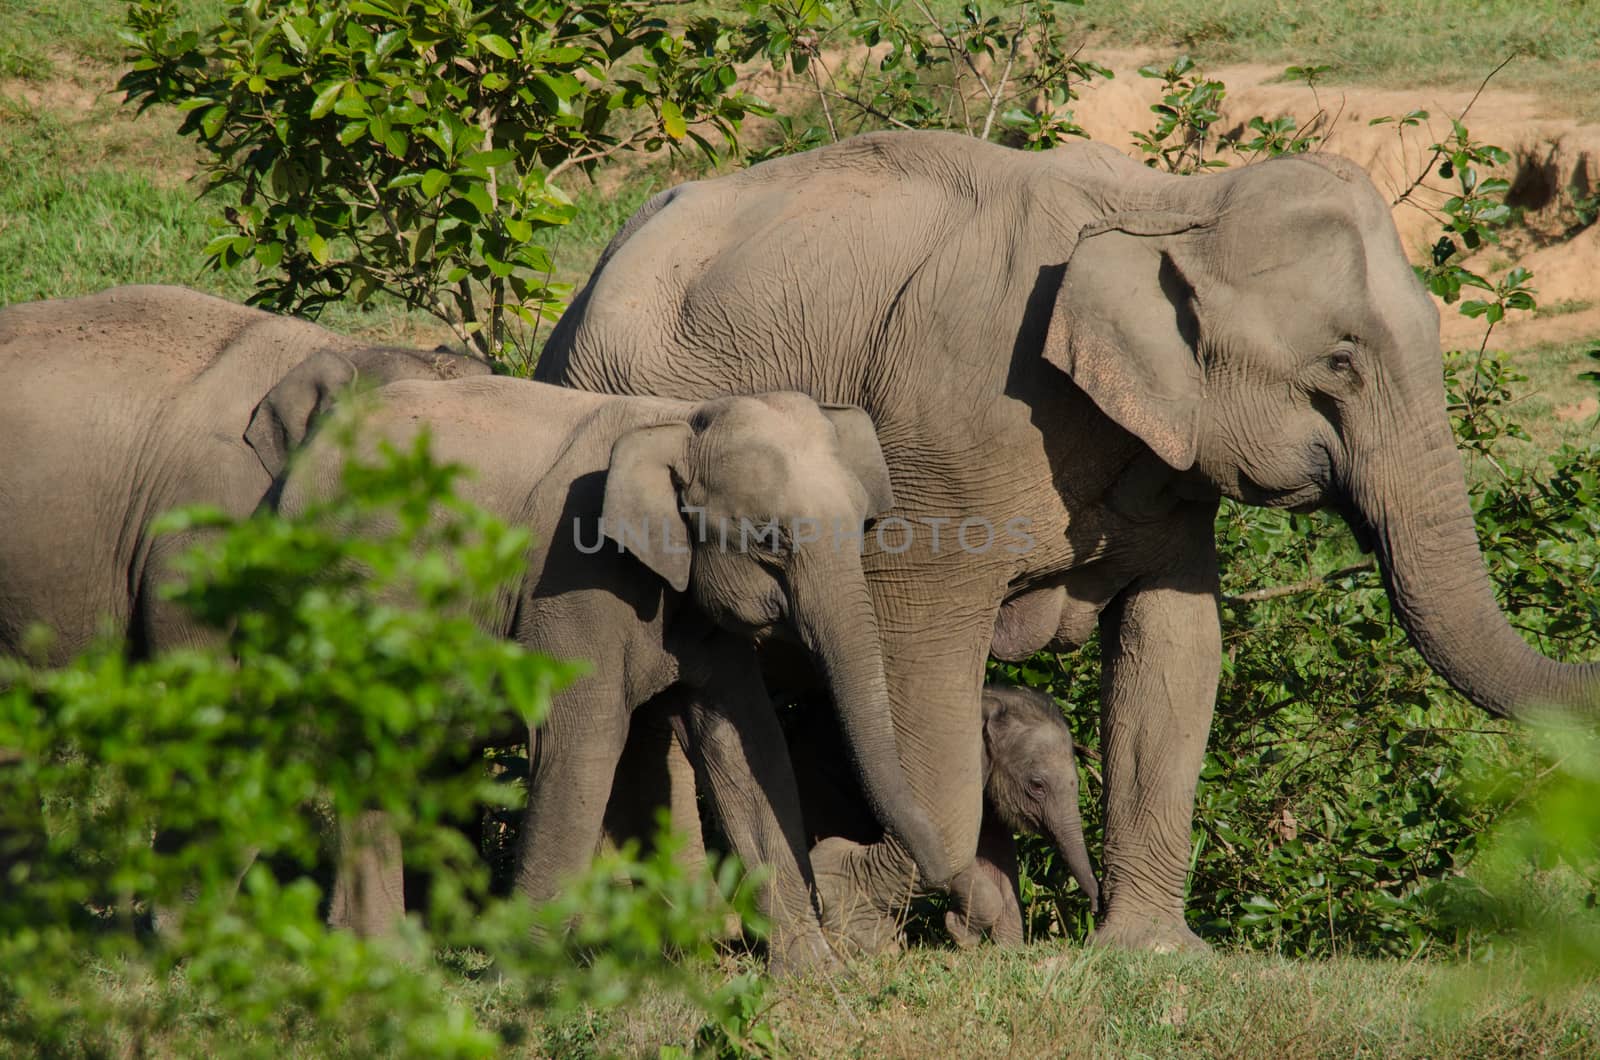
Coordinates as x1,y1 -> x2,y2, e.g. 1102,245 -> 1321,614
1042,212 -> 1214,471
819,404 -> 895,517
245,349 -> 359,477
602,422 -> 694,593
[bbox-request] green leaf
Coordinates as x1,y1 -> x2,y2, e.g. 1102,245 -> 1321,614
306,233 -> 330,265
420,169 -> 450,198
254,241 -> 285,269
661,100 -> 687,140
200,105 -> 226,139
477,33 -> 516,60
461,182 -> 494,219
483,251 -> 514,278
534,71 -> 583,102
309,81 -> 344,120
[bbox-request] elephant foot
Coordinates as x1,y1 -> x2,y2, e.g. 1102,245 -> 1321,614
767,925 -> 845,978
810,837 -> 908,958
943,909 -> 985,949
943,859 -> 1024,949
1089,911 -> 1208,954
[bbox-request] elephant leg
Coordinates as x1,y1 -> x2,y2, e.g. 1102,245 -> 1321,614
808,579 -> 996,956
1090,544 -> 1220,953
944,812 -> 1024,947
674,665 -> 839,976
601,692 -> 707,873
512,680 -> 629,910
326,810 -> 406,937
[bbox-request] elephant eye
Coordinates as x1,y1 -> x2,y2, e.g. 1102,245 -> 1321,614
1328,346 -> 1355,372
1027,776 -> 1046,797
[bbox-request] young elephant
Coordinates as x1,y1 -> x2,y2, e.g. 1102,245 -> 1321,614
276,378 -> 950,973
783,683 -> 1097,947
614,679 -> 1098,948
943,684 -> 1098,946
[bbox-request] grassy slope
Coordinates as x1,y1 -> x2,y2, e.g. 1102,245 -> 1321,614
1066,0 -> 1600,118
4,2 -> 1598,1053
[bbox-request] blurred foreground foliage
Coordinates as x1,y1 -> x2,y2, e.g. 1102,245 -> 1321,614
0,430 -> 770,1056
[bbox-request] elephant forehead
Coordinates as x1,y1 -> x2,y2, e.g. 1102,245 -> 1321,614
700,442 -> 861,517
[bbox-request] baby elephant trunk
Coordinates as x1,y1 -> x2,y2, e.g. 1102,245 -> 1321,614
1050,811 -> 1099,915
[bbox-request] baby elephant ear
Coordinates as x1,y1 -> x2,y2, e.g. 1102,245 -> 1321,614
245,349 -> 359,477
602,422 -> 694,593
819,404 -> 895,517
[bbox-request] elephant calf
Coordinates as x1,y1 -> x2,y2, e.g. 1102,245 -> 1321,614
610,682 -> 1099,949
276,378 -> 950,972
788,683 -> 1097,947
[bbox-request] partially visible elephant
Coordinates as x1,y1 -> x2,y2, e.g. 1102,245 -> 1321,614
0,285 -> 488,664
0,285 -> 488,887
276,377 -> 951,972
605,683 -> 1097,948
784,683 -> 1096,948
538,131 -> 1600,951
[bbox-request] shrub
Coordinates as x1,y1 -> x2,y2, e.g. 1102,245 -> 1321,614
0,428 -> 768,1054
119,0 -> 767,366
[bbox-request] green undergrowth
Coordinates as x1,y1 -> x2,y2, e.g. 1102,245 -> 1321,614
523,941 -> 1600,1057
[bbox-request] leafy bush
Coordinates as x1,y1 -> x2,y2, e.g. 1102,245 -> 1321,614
743,0 -> 1110,154
1438,722 -> 1600,988
119,0 -> 766,365
0,429 -> 768,1054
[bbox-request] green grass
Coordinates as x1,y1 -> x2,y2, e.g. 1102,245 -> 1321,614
0,83 -> 247,305
0,0 -> 228,80
1504,338 -> 1600,456
1059,0 -> 1600,112
52,942 -> 1600,1056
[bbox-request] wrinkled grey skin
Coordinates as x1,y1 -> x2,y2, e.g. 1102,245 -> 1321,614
0,285 -> 488,664
276,378 -> 950,973
0,285 -> 489,894
538,131 -> 1600,952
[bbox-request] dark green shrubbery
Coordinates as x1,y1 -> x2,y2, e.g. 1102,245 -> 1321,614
121,0 -> 768,365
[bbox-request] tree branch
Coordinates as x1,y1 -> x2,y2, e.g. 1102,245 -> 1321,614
546,127 -> 653,181
979,4 -> 1024,141
1391,52 -> 1517,209
1223,560 -> 1378,605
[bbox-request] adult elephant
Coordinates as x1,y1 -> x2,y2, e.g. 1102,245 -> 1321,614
0,284 -> 488,664
537,130 -> 1599,951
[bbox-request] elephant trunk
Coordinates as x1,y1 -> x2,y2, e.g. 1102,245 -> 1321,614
1049,807 -> 1099,915
1350,388 -> 1600,720
789,549 -> 953,889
